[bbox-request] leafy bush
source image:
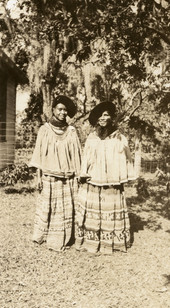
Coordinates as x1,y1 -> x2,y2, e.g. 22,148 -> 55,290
0,163 -> 35,186
136,177 -> 149,200
16,120 -> 39,149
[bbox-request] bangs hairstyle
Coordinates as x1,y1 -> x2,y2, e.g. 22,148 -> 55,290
89,102 -> 116,126
52,95 -> 77,118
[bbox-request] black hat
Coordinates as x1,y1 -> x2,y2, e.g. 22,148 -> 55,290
89,101 -> 116,126
52,95 -> 77,118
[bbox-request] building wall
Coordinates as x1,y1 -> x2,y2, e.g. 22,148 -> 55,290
0,76 -> 16,169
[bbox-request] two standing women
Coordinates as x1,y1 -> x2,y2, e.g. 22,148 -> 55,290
31,97 -> 134,254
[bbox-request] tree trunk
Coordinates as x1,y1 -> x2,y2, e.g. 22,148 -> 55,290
42,83 -> 52,121
134,133 -> 142,178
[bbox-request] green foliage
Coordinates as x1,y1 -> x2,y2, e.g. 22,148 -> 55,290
16,119 -> 40,149
15,93 -> 43,148
14,49 -> 29,73
129,116 -> 156,137
24,93 -> 43,122
1,0 -> 168,89
0,163 -> 35,187
136,177 -> 150,200
156,92 -> 170,114
0,0 -> 169,154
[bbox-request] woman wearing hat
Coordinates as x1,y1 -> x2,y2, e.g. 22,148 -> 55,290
75,101 -> 135,254
30,95 -> 81,251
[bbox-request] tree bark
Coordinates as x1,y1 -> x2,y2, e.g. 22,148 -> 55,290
134,132 -> 142,178
42,83 -> 52,121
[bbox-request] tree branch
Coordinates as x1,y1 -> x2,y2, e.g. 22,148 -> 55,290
147,26 -> 170,45
125,88 -> 142,114
0,3 -> 13,35
73,111 -> 90,123
128,91 -> 143,119
122,91 -> 145,123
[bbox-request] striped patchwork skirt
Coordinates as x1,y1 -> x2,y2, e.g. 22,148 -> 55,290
32,175 -> 78,251
75,183 -> 130,254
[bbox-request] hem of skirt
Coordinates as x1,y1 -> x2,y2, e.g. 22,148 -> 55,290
75,245 -> 128,254
75,238 -> 129,254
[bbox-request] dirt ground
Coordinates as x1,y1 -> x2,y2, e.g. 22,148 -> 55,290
0,176 -> 170,308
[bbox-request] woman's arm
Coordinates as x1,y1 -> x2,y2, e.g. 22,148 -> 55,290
37,168 -> 43,192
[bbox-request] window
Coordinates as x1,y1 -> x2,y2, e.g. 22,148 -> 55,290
0,74 -> 7,142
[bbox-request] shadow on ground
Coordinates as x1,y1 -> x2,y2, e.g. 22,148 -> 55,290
126,178 -> 170,238
127,178 -> 170,221
163,274 -> 170,286
128,212 -> 147,245
4,186 -> 36,194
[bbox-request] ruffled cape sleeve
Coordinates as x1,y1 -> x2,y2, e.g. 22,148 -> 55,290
29,125 -> 45,169
80,133 -> 96,177
117,133 -> 135,181
29,124 -> 82,177
68,126 -> 82,176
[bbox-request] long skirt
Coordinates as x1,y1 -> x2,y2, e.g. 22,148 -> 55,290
32,175 -> 78,251
75,183 -> 130,254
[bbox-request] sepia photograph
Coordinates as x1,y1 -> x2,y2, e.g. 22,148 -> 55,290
0,0 -> 169,307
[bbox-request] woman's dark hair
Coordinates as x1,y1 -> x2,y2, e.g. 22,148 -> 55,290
52,95 -> 77,118
89,102 -> 116,126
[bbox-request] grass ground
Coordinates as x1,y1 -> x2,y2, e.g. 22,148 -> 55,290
0,175 -> 170,308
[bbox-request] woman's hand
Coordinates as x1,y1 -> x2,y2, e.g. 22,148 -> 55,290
78,174 -> 91,184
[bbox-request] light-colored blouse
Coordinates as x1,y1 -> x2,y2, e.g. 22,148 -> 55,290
80,130 -> 135,186
30,123 -> 81,178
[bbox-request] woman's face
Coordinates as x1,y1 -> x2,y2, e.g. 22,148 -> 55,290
97,111 -> 112,127
53,103 -> 68,121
